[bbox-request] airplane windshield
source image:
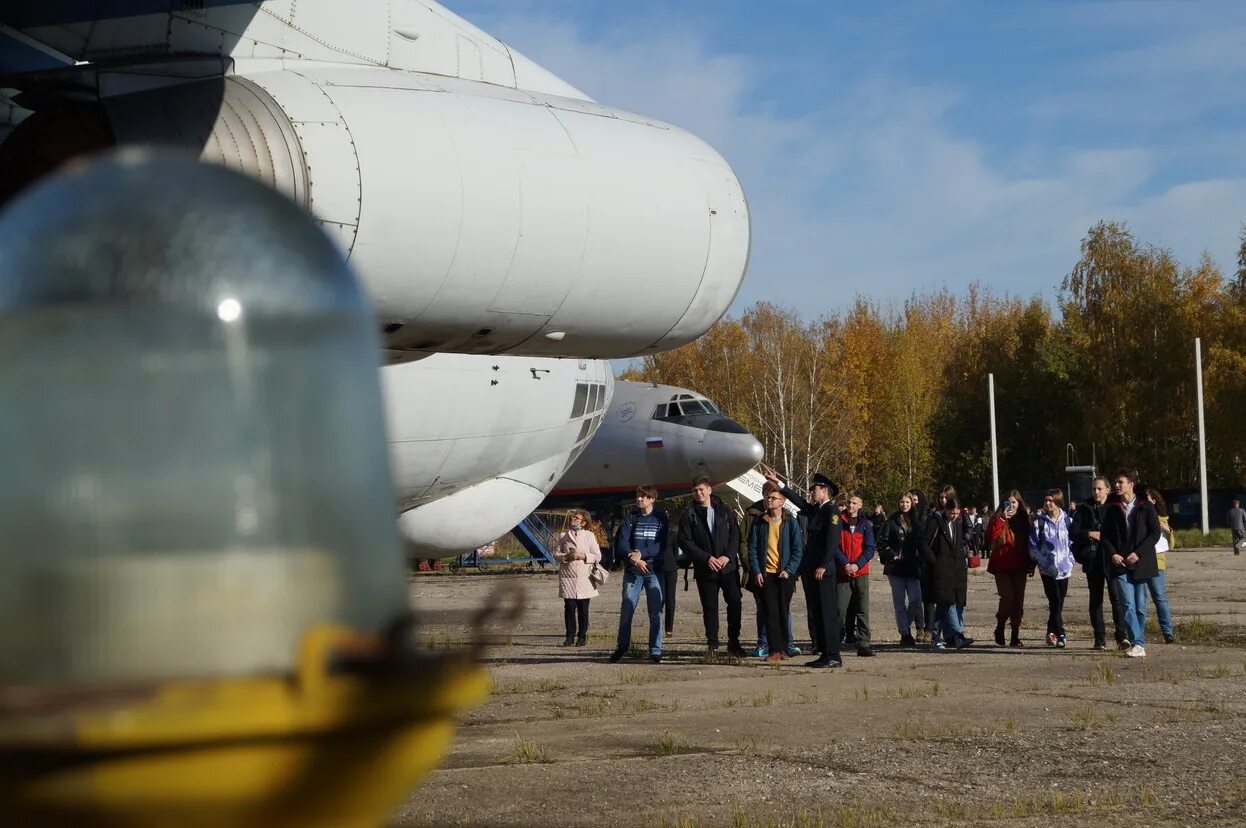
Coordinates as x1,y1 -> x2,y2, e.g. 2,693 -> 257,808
653,398 -> 721,420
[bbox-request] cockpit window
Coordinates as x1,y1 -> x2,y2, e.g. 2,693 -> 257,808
680,400 -> 710,415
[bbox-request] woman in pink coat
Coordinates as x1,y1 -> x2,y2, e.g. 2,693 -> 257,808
554,509 -> 602,646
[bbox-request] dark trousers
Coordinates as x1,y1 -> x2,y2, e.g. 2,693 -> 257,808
1040,574 -> 1068,636
761,574 -> 797,654
662,569 -> 679,634
1086,568 -> 1126,645
696,574 -> 742,648
563,598 -> 590,639
837,577 -> 871,648
801,570 -> 842,657
924,602 -> 938,636
800,570 -> 820,647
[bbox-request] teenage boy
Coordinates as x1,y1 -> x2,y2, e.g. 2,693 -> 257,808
1100,469 -> 1161,658
678,477 -> 744,656
610,485 -> 671,663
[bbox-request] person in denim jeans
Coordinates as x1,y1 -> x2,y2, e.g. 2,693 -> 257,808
1101,469 -> 1161,658
609,486 -> 671,663
1144,487 -> 1176,644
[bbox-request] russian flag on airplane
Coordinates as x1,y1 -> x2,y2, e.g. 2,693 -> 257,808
646,437 -> 664,449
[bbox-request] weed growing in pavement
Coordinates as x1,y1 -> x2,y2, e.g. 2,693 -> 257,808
1092,662 -> 1116,685
509,733 -> 551,764
492,678 -> 568,695
655,731 -> 691,756
894,682 -> 940,699
1070,707 -> 1117,731
695,650 -> 743,666
734,736 -> 759,755
751,690 -> 773,707
1173,616 -> 1246,646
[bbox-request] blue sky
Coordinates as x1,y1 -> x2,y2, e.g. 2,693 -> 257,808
450,0 -> 1246,317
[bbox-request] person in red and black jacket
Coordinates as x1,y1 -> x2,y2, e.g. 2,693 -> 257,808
835,492 -> 876,657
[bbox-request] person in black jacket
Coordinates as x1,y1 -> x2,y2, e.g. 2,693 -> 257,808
764,467 -> 842,668
918,496 -> 974,650
1070,476 -> 1126,650
677,477 -> 745,656
1100,468 -> 1161,658
877,492 -> 925,646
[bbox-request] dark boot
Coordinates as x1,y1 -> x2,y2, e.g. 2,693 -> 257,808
1009,623 -> 1023,648
562,635 -> 574,647
994,622 -> 1006,647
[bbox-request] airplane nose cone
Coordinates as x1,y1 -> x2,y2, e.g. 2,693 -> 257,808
700,426 -> 765,482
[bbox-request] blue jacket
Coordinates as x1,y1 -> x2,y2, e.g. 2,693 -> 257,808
616,509 -> 670,572
747,514 -> 804,577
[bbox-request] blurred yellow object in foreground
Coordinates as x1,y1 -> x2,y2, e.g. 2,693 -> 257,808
0,625 -> 490,827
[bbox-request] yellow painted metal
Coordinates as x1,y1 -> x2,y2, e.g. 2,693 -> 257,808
0,625 -> 490,827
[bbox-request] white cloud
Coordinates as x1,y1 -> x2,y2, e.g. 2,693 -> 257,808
456,5 -> 1246,316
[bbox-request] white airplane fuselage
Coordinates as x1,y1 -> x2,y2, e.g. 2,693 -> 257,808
382,354 -> 611,555
545,381 -> 764,509
0,1 -> 751,554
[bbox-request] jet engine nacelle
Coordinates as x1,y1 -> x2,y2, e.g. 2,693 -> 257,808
5,62 -> 749,361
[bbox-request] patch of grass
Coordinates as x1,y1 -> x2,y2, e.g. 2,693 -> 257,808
1092,662 -> 1116,685
1070,707 -> 1117,731
893,682 -> 940,699
797,688 -> 821,704
695,650 -> 744,666
734,736 -> 759,755
622,670 -> 661,685
492,678 -> 568,695
853,686 -> 870,701
720,696 -> 743,709
1004,716 -> 1017,733
751,690 -> 774,708
655,731 -> 692,756
1173,616 -> 1246,646
1174,527 -> 1233,547
716,805 -> 893,828
508,733 -> 551,764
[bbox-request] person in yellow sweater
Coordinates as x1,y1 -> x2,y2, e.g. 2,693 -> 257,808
1145,487 -> 1176,644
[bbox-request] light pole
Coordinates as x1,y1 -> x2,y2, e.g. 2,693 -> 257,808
989,373 -> 1000,509
1195,338 -> 1209,535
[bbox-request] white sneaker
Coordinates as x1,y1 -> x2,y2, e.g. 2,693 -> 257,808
1127,645 -> 1146,658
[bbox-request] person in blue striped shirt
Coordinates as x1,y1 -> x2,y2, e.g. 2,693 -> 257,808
610,485 -> 672,663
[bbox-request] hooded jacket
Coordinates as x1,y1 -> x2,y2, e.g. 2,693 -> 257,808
1029,510 -> 1075,579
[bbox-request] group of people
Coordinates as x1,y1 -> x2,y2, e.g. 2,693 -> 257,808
551,467 -> 1183,666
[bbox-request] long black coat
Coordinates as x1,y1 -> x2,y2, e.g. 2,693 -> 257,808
877,511 -> 921,579
677,502 -> 741,581
781,486 -> 841,576
918,513 -> 967,605
1100,497 -> 1161,581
